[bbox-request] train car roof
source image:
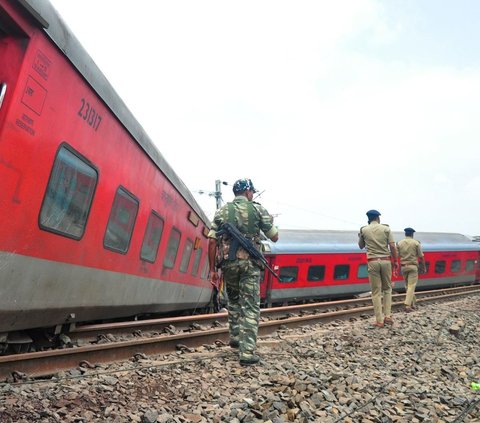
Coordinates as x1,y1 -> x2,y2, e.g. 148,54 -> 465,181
264,229 -> 480,254
18,0 -> 210,225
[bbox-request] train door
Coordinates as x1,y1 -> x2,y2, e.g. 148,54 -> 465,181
477,251 -> 480,282
0,3 -> 30,130
260,255 -> 276,307
0,3 -> 33,222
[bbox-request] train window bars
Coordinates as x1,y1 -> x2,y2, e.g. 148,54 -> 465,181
163,227 -> 181,269
191,247 -> 203,276
434,260 -> 446,274
103,187 -> 139,254
450,260 -> 462,273
39,145 -> 98,240
357,264 -> 368,279
334,264 -> 350,280
307,265 -> 325,282
179,238 -> 194,273
201,259 -> 209,279
140,211 -> 164,263
465,259 -> 475,272
279,267 -> 298,283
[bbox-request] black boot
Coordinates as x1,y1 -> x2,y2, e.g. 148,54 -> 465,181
240,355 -> 260,366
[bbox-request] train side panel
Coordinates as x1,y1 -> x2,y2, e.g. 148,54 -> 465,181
476,251 -> 480,282
415,251 -> 478,289
261,230 -> 479,305
0,0 -> 212,333
262,252 -> 370,304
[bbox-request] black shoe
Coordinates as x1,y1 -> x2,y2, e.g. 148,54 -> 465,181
229,340 -> 239,348
240,355 -> 260,366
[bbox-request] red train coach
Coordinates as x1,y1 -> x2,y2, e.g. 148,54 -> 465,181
260,230 -> 479,306
473,237 -> 480,281
0,0 -> 213,346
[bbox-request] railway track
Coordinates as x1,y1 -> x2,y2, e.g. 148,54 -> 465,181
1,285 -> 479,381
68,284 -> 479,339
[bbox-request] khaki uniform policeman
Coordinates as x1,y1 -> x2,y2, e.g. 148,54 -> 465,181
397,227 -> 425,312
207,178 -> 278,366
358,209 -> 399,327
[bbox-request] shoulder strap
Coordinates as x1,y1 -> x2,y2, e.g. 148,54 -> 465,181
225,201 -> 257,234
227,202 -> 236,224
246,201 -> 256,234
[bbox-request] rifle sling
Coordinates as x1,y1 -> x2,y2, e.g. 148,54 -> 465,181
226,201 -> 256,235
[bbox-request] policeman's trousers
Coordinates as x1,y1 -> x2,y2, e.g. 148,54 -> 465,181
401,265 -> 418,307
367,260 -> 392,323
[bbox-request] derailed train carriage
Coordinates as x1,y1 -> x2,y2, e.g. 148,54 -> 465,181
260,230 -> 480,306
0,0 -> 213,350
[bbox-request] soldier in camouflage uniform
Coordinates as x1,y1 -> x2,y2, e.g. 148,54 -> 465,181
208,178 -> 278,366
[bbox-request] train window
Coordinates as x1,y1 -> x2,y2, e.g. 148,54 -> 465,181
465,260 -> 475,272
424,261 -> 430,273
104,187 -> 139,253
307,265 -> 325,281
334,265 -> 350,280
39,145 -> 97,239
179,238 -> 194,273
140,212 -> 164,263
201,259 -> 209,279
450,260 -> 461,273
279,267 -> 298,283
163,228 -> 181,269
357,264 -> 368,279
191,248 -> 203,276
434,260 -> 446,274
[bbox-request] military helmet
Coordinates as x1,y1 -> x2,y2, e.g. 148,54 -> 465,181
233,178 -> 257,194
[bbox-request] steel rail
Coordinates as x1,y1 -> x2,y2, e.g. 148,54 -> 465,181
0,287 -> 478,381
70,285 -> 480,340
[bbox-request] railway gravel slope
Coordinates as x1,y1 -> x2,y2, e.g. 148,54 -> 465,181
0,295 -> 479,422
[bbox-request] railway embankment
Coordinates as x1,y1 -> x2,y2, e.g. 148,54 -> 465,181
0,295 -> 479,422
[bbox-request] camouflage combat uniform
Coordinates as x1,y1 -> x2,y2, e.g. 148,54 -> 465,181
208,195 -> 278,361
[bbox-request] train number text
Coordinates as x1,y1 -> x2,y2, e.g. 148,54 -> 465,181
78,98 -> 102,131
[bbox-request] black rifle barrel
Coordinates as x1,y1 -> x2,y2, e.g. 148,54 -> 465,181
218,222 -> 279,280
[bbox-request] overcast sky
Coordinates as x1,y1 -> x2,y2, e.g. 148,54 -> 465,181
49,0 -> 480,237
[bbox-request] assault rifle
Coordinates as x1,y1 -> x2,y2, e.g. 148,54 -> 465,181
217,222 -> 279,280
